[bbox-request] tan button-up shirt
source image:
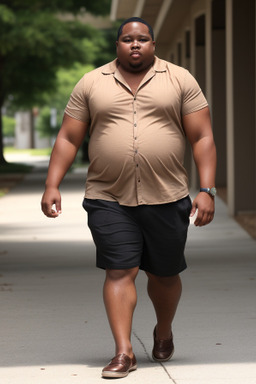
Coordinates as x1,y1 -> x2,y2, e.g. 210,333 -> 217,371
65,56 -> 208,206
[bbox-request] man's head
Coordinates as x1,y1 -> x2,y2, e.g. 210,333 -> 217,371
116,17 -> 155,73
116,17 -> 154,41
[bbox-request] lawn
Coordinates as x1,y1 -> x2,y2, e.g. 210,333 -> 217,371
4,147 -> 52,157
1,147 -> 52,175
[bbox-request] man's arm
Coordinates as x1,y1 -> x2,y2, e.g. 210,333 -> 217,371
182,106 -> 217,227
41,113 -> 89,218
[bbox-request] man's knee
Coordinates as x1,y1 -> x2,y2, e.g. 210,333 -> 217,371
106,267 -> 139,282
146,272 -> 181,287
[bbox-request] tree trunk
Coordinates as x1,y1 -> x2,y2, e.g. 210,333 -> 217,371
29,110 -> 35,149
0,54 -> 7,165
0,103 -> 7,165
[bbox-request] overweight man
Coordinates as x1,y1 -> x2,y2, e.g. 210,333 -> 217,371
41,17 -> 217,379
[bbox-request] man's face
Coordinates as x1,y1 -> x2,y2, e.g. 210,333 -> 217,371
116,22 -> 155,73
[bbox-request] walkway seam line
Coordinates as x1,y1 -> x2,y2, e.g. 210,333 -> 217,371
132,330 -> 177,383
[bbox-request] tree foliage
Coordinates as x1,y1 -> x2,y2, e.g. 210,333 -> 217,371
3,115 -> 15,137
0,0 -> 112,164
36,63 -> 94,138
0,1 -> 111,14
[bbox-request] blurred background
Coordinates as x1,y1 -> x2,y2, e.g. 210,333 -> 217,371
0,0 -> 255,238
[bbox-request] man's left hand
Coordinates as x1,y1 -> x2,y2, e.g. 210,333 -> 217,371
190,192 -> 215,227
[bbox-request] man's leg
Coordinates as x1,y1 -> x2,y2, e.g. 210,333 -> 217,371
103,267 -> 139,358
146,272 -> 182,339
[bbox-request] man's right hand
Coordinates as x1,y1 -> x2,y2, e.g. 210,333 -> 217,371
40,114 -> 88,218
41,187 -> 62,218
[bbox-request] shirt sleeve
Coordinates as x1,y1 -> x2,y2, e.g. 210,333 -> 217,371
64,76 -> 90,123
181,70 -> 208,115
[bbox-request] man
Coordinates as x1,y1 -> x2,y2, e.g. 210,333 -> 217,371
41,17 -> 216,379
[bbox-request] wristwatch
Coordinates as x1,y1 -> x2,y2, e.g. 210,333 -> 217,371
200,187 -> 217,197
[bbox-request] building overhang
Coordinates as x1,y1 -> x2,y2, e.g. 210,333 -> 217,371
111,0 -> 192,54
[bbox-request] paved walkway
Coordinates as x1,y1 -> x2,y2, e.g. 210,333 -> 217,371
0,162 -> 256,384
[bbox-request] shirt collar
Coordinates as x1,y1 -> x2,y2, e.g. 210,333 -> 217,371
101,56 -> 167,75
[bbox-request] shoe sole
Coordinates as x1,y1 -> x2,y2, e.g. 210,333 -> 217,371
152,348 -> 174,362
102,364 -> 137,378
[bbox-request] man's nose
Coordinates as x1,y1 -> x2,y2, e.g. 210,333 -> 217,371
131,40 -> 140,49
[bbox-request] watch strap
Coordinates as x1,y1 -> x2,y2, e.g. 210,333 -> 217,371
200,187 -> 217,197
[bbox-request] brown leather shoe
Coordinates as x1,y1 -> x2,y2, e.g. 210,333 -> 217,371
152,326 -> 174,362
102,353 -> 137,378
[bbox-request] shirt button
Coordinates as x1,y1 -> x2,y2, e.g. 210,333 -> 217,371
134,123 -> 137,127
135,149 -> 138,154
134,111 -> 136,114
134,137 -> 137,140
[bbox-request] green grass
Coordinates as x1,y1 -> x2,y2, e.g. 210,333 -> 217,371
1,147 -> 51,174
1,147 -> 88,175
4,147 -> 52,156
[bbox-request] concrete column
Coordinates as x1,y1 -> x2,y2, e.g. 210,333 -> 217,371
226,0 -> 235,214
211,0 -> 227,188
226,0 -> 256,214
177,42 -> 182,66
195,14 -> 206,94
189,14 -> 197,190
190,12 -> 196,76
190,13 -> 207,189
15,111 -> 32,149
183,29 -> 193,186
184,30 -> 191,70
205,0 -> 212,106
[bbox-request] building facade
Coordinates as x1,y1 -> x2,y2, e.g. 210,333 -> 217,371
111,0 -> 256,217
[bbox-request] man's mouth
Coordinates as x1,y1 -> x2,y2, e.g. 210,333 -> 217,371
130,51 -> 141,57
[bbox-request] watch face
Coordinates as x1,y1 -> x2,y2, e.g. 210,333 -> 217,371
210,187 -> 217,196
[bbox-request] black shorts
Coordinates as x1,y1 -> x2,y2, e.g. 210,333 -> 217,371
82,196 -> 192,277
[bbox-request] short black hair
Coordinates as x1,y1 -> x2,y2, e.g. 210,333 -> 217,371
116,17 -> 154,41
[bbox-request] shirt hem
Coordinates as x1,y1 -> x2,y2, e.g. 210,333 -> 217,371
64,110 -> 89,123
182,103 -> 208,116
84,190 -> 190,207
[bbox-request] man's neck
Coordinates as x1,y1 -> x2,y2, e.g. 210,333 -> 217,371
117,63 -> 153,95
117,59 -> 154,77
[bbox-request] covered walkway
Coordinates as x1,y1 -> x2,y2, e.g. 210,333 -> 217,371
0,165 -> 256,383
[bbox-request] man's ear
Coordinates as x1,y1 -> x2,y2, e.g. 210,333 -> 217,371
116,41 -> 119,48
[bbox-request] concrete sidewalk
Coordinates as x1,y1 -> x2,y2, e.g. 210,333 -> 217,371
0,168 -> 256,384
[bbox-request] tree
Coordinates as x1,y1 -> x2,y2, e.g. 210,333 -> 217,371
0,0 -> 111,164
